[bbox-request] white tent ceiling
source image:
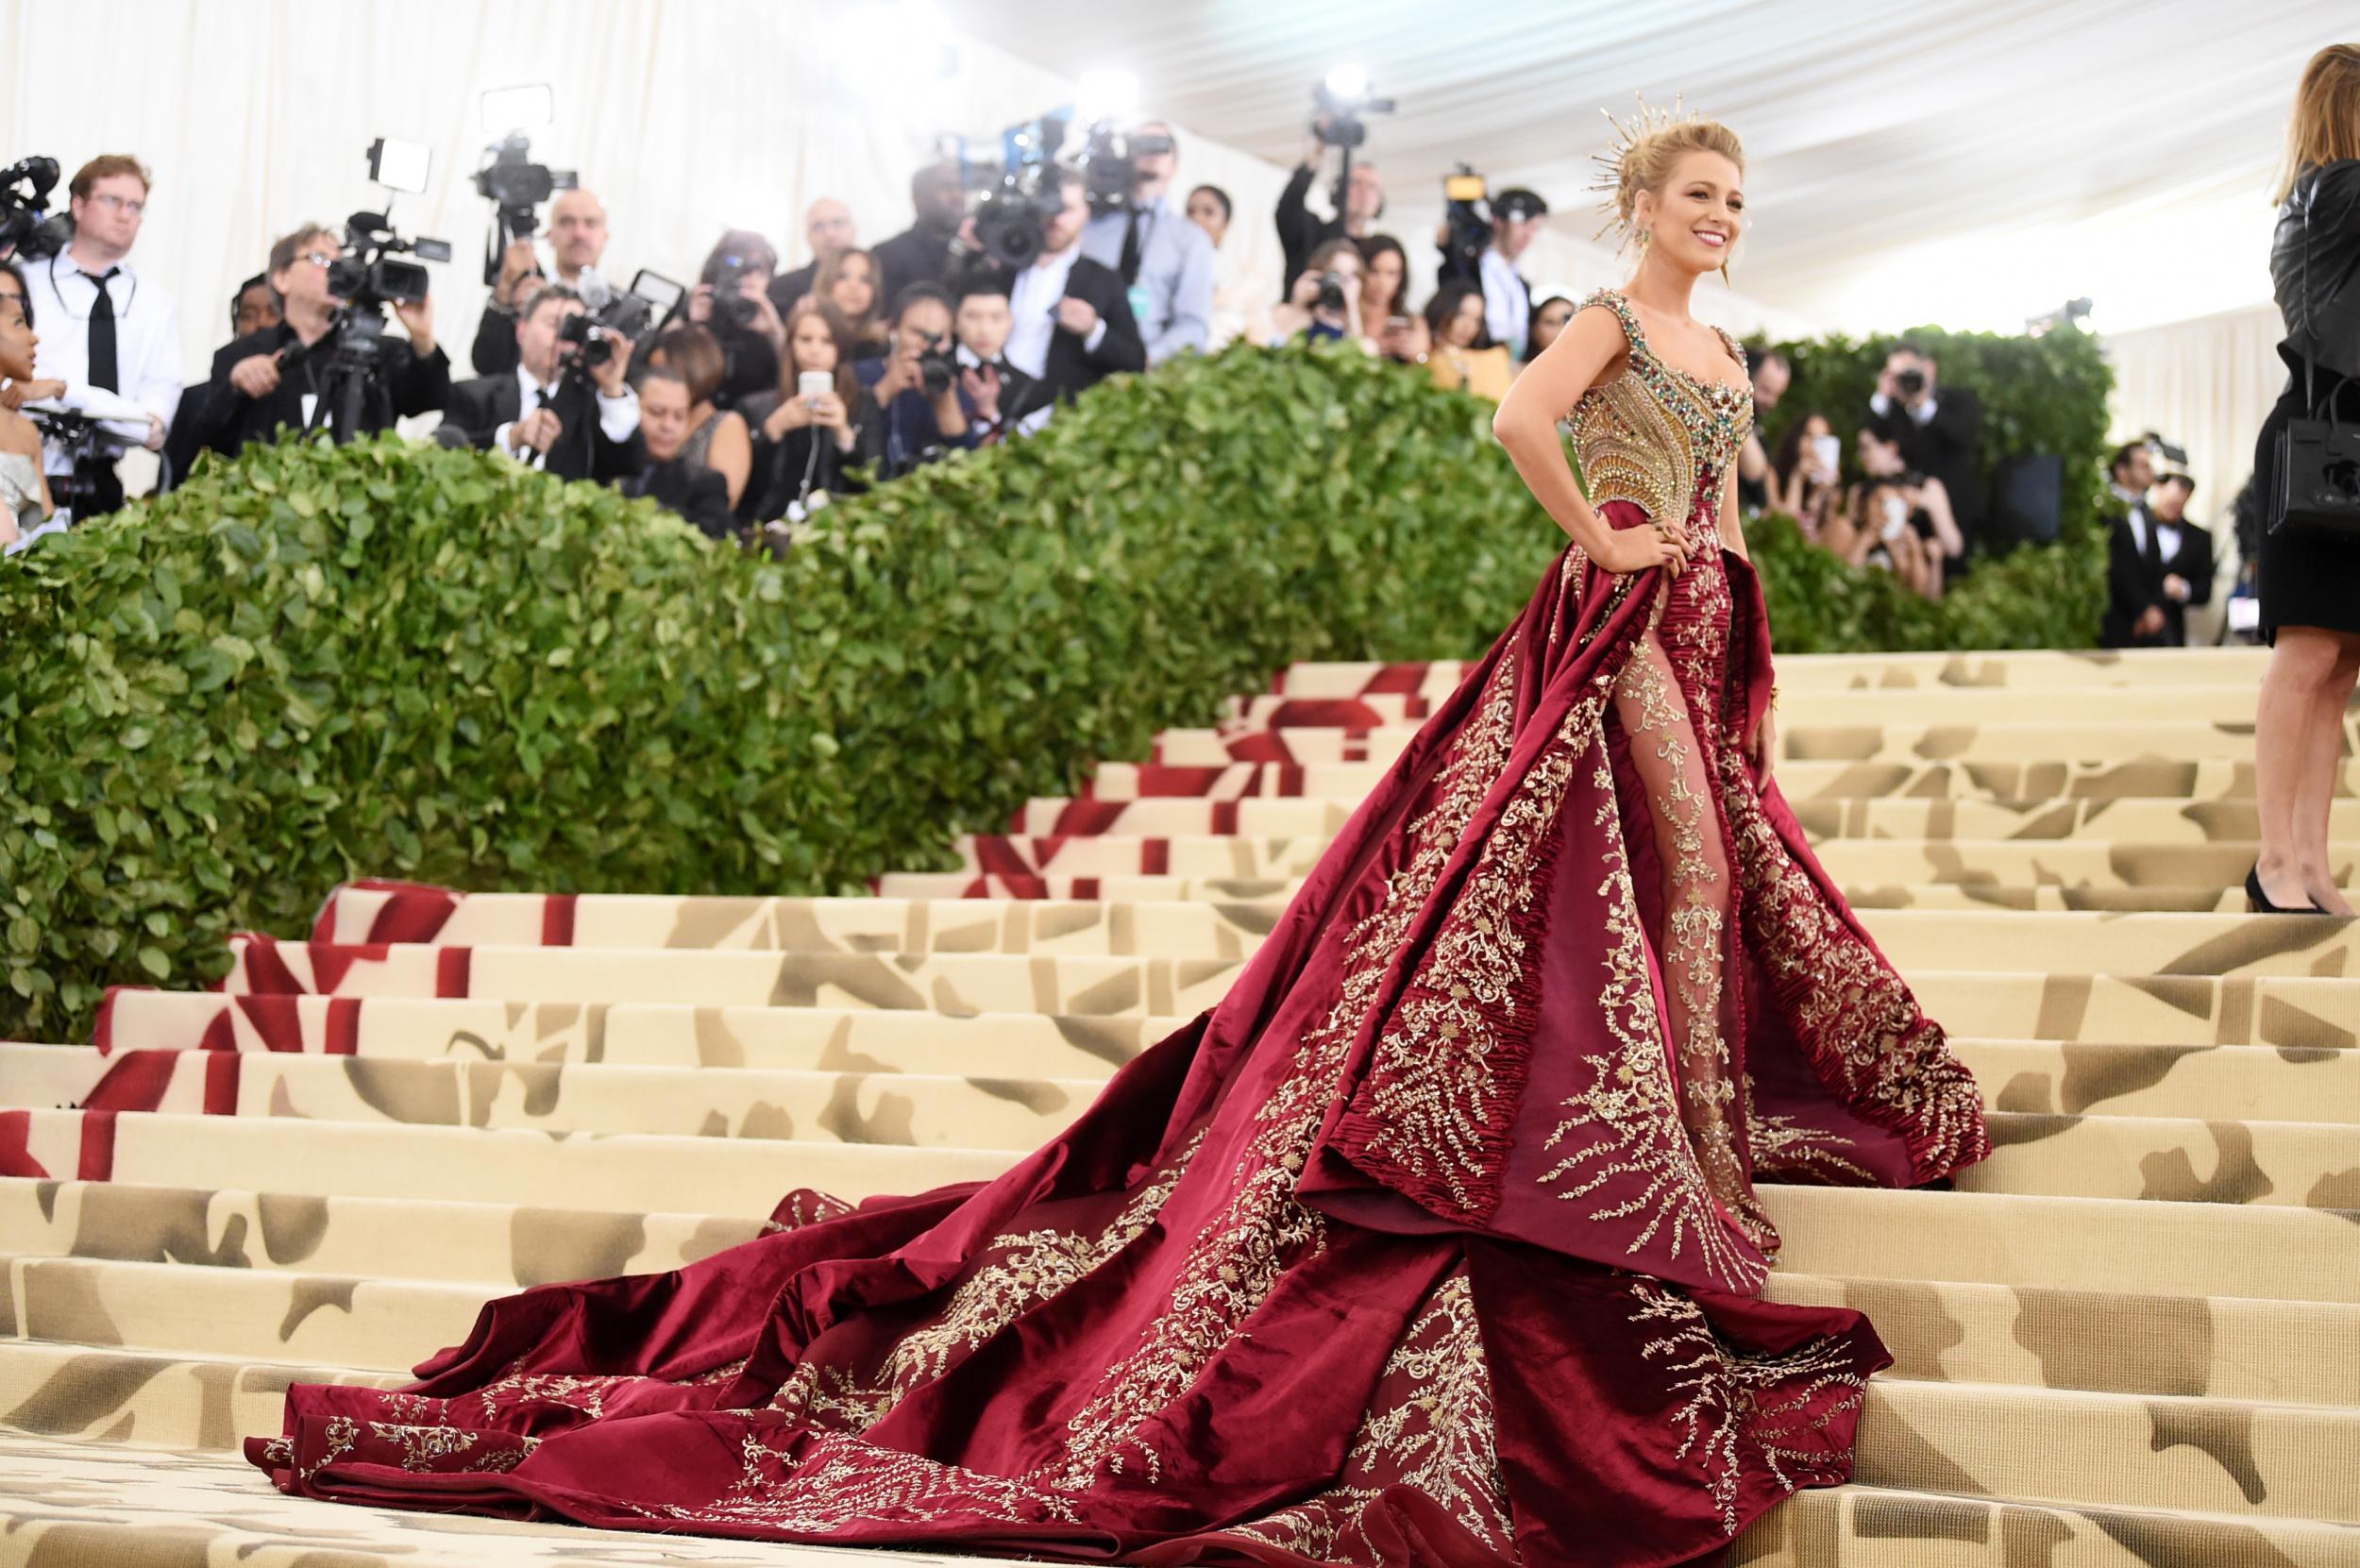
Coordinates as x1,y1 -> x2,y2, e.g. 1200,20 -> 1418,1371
942,0 -> 2345,335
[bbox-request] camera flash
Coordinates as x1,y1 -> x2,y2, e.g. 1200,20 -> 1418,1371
368,139 -> 432,195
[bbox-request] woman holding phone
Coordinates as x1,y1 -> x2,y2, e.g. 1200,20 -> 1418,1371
741,296 -> 864,524
1771,410 -> 1844,538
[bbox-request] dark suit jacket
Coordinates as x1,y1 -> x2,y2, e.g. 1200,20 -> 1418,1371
472,306 -> 522,378
872,224 -> 956,307
1273,162 -> 1347,299
199,321 -> 449,453
622,457 -> 735,540
767,261 -> 817,318
1872,385 -> 1985,539
1025,255 -> 1146,409
435,370 -> 643,482
2101,506 -> 2213,647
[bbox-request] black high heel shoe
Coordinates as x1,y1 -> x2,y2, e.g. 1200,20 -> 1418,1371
2246,866 -> 2324,915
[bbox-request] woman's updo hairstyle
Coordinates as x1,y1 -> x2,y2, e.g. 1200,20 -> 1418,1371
1589,98 -> 1745,279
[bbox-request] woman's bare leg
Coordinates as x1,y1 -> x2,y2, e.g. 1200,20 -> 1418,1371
2255,627 -> 2341,908
2291,635 -> 2360,915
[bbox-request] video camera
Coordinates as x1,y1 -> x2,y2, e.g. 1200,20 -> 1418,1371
0,156 -> 71,262
1441,164 -> 1491,282
285,139 -> 452,444
474,131 -> 577,286
556,267 -> 681,373
1310,68 -> 1394,151
952,113 -> 1071,271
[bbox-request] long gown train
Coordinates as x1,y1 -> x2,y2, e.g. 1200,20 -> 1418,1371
247,287 -> 1990,1567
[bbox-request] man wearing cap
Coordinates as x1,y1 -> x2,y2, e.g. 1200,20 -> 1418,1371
1477,188 -> 1547,359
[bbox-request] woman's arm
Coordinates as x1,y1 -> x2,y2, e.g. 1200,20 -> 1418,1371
1716,464 -> 1748,563
1918,475 -> 1964,558
710,411 -> 753,511
1491,303 -> 1688,576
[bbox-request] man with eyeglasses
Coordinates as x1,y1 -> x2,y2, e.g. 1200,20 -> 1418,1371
20,154 -> 182,519
191,222 -> 447,454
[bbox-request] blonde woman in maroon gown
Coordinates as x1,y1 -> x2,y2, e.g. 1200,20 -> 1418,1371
252,108 -> 1987,1568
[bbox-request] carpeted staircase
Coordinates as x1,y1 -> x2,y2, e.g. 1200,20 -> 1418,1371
2,646 -> 2354,1567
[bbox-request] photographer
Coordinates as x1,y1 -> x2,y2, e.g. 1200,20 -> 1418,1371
1270,237 -> 1362,344
436,284 -> 640,481
1079,120 -> 1214,365
768,197 -> 856,316
687,228 -> 786,408
196,223 -> 448,453
1275,119 -> 1385,298
160,273 -> 283,490
873,163 -> 967,304
1735,349 -> 1791,513
472,188 -> 613,378
950,269 -> 1042,444
1439,187 -> 1546,358
621,362 -> 734,539
853,282 -> 975,479
741,296 -> 865,523
993,167 -> 1144,421
1867,342 -> 1984,559
21,155 -> 181,517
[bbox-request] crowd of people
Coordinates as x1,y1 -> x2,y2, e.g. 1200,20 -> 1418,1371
0,143 -> 2219,626
0,135 -> 1575,552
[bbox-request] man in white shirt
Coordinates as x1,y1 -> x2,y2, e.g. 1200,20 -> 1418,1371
436,286 -> 640,481
21,154 -> 181,518
1002,168 -> 1146,434
1078,120 -> 1215,365
1475,188 -> 1546,360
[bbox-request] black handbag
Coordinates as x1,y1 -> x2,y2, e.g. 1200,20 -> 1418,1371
2271,190 -> 2360,539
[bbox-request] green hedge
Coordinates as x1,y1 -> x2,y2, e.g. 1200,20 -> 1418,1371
1744,323 -> 2115,651
0,334 -> 2112,1041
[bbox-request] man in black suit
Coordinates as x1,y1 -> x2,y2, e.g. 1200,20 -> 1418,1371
2150,470 -> 2215,645
196,223 -> 449,453
992,165 -> 1145,431
768,197 -> 855,317
2100,442 -> 2189,648
1869,342 -> 1984,564
871,164 -> 966,304
435,285 -> 642,481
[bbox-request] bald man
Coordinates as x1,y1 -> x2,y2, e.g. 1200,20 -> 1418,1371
770,197 -> 857,316
471,188 -> 617,378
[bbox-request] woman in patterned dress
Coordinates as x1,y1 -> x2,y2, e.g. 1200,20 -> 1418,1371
251,111 -> 1986,1568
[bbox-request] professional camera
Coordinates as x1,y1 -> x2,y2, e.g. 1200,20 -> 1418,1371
953,113 -> 1073,270
1072,120 -> 1174,219
1310,68 -> 1394,150
555,268 -> 680,372
0,156 -> 70,261
473,130 -> 577,285
707,249 -> 761,331
1440,164 -> 1492,283
916,334 -> 959,399
1894,367 -> 1927,398
1313,271 -> 1350,316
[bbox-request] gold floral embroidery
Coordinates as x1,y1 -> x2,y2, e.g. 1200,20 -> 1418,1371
1052,652 -> 1524,1490
299,1415 -> 358,1482
616,1431 -> 1087,1531
1217,1271 -> 1513,1561
465,1367 -> 611,1425
1567,288 -> 1751,529
365,1420 -> 537,1474
1627,1277 -> 1869,1538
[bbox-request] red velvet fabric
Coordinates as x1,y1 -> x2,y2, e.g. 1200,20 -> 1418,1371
248,509 -> 1988,1566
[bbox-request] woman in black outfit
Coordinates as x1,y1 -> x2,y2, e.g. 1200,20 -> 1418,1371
2250,43 -> 2360,916
739,296 -> 866,525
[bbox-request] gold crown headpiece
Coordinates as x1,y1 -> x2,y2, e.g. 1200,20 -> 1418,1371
1586,93 -> 1706,244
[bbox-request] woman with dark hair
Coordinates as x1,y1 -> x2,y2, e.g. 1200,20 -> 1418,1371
1423,278 -> 1512,401
2249,42 -> 2360,914
0,261 -> 57,548
1270,236 -> 1364,343
1769,409 -> 1842,537
814,245 -> 888,357
622,362 -> 735,538
740,296 -> 866,523
688,228 -> 788,409
1355,233 -> 1428,362
1525,294 -> 1576,363
641,325 -> 752,513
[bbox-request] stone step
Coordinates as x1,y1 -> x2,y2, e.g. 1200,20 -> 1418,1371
1271,650 -> 2275,700
8,1038 -> 2353,1141
1080,756 -> 2339,804
1148,718 -> 2327,767
1219,683 -> 2302,730
6,1177 -> 2347,1302
1,1101 -> 2346,1215
89,978 -> 2360,1067
999,797 -> 2360,845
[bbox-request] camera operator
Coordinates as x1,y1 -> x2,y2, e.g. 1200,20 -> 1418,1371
949,269 -> 1043,444
873,164 -> 967,304
160,273 -> 283,490
472,188 -> 613,378
1275,120 -> 1385,297
687,229 -> 786,409
1437,187 -> 1546,359
20,155 -> 180,517
853,282 -> 976,478
992,166 -> 1144,429
621,362 -> 735,540
435,284 -> 640,481
196,223 -> 449,453
1079,120 -> 1214,365
769,197 -> 856,316
1270,237 -> 1363,344
1867,342 -> 1984,561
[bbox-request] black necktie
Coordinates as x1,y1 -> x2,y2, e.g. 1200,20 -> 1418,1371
2140,510 -> 2162,572
83,269 -> 120,392
1118,209 -> 1150,286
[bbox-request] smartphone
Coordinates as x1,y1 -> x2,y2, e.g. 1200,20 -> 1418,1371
798,370 -> 833,403
1880,493 -> 1909,540
1811,433 -> 1841,474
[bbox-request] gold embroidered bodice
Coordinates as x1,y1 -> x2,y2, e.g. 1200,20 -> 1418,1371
1567,288 -> 1754,526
